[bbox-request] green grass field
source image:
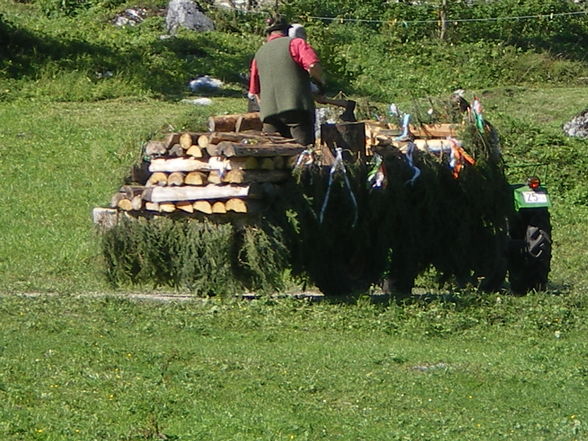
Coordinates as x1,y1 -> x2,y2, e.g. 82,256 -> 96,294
1,87 -> 588,440
1,294 -> 587,441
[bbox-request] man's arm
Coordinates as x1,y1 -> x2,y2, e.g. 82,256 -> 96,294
308,62 -> 325,88
248,59 -> 260,98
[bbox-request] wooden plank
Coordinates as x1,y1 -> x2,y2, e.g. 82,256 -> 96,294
142,184 -> 257,203
149,158 -> 212,173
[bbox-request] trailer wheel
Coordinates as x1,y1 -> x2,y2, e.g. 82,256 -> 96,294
509,210 -> 551,294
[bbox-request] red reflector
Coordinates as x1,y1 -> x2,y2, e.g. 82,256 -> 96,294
527,176 -> 541,190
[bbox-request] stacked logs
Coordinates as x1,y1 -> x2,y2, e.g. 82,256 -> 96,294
95,113 -> 305,226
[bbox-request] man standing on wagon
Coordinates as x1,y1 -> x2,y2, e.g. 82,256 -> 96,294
248,15 -> 326,147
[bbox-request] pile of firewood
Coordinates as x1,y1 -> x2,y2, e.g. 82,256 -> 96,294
93,112 -> 305,227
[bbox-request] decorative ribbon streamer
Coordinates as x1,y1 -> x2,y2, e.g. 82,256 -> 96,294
403,141 -> 421,185
319,148 -> 359,228
448,137 -> 475,178
394,113 -> 411,141
471,97 -> 484,133
367,153 -> 386,189
294,148 -> 314,169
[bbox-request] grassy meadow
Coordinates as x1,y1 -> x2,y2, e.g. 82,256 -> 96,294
1,0 -> 588,439
1,294 -> 587,441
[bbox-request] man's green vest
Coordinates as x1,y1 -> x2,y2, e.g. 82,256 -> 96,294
254,37 -> 314,121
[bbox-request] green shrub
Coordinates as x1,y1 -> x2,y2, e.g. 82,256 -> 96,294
101,217 -> 290,295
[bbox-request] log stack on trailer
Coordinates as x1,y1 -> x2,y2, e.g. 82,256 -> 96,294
93,112 -> 306,228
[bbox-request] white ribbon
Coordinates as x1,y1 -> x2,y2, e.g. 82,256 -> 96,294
404,141 -> 421,185
319,148 -> 358,228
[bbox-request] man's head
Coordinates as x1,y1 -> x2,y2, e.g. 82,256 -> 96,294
264,15 -> 290,35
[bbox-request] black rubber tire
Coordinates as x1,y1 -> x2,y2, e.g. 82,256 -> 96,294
508,210 -> 551,294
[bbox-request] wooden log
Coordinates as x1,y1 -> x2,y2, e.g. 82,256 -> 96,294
321,122 -> 367,161
142,184 -> 259,203
146,172 -> 168,187
159,202 -> 176,213
212,201 -> 227,214
131,195 -> 143,211
168,144 -> 184,157
184,171 -> 207,186
176,201 -> 194,213
208,112 -> 262,133
128,160 -> 151,185
92,207 -> 119,230
145,202 -> 160,212
186,145 -> 203,158
167,172 -> 185,186
208,156 -> 259,171
410,123 -> 460,138
162,133 -> 181,149
144,140 -> 167,157
179,132 -> 195,150
224,169 -> 290,184
117,198 -> 133,211
207,170 -> 224,185
149,158 -> 211,173
110,192 -> 126,208
214,141 -> 305,158
193,200 -> 213,214
119,185 -> 145,199
273,156 -> 285,169
198,131 -> 294,148
259,158 -> 275,170
225,198 -> 247,213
